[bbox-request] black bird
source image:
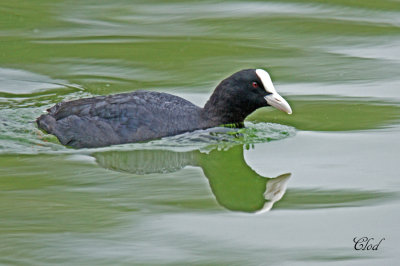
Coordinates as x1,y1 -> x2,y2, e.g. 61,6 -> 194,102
36,69 -> 292,148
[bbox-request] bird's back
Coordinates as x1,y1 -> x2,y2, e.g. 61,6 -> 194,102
37,91 -> 203,148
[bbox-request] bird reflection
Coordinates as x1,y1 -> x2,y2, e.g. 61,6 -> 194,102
93,145 -> 291,213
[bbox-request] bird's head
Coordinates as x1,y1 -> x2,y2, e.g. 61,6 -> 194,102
204,69 -> 292,124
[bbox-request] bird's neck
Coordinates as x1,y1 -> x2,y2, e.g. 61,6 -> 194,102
202,101 -> 246,126
202,86 -> 251,127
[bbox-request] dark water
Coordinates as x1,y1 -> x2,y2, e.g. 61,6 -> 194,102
1,1 -> 399,265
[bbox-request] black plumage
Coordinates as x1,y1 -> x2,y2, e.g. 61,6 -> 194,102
37,69 -> 292,148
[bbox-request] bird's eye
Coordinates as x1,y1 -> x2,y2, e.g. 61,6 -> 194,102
252,82 -> 259,88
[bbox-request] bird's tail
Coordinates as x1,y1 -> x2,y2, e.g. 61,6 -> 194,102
36,114 -> 57,134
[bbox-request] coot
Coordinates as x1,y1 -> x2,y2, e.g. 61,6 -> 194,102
37,69 -> 292,148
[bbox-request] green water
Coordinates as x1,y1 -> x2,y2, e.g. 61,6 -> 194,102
1,0 -> 400,265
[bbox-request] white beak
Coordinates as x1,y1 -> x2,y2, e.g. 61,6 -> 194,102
265,93 -> 292,114
256,69 -> 292,115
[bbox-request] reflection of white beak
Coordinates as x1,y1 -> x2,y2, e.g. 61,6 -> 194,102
255,173 -> 291,214
265,93 -> 292,114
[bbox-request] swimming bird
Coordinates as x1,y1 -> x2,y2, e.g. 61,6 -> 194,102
36,69 -> 292,148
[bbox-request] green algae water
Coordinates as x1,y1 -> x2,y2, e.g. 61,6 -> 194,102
1,1 -> 400,264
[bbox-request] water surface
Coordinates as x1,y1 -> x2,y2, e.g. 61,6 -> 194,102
1,1 -> 399,265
